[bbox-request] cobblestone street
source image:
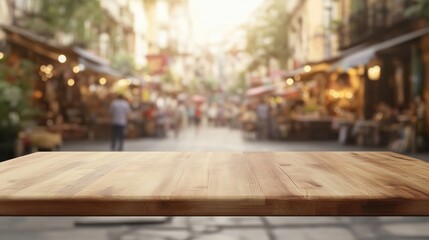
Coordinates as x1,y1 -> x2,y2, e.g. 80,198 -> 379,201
1,127 -> 429,240
62,126 -> 429,161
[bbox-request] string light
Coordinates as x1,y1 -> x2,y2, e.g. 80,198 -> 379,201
58,54 -> 67,63
368,65 -> 381,81
67,78 -> 75,86
0,52 -> 4,60
304,65 -> 312,73
286,78 -> 294,86
40,64 -> 54,80
329,89 -> 339,99
73,66 -> 80,73
99,77 -> 107,85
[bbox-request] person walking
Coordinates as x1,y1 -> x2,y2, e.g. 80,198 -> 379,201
172,102 -> 184,138
109,94 -> 131,151
256,98 -> 270,140
194,103 -> 202,134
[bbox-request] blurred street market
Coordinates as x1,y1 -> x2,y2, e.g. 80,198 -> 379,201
1,0 -> 429,239
0,0 -> 429,160
1,0 -> 429,159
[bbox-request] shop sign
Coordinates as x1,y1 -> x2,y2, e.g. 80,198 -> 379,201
146,54 -> 169,75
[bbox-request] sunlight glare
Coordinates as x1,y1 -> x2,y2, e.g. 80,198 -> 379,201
190,0 -> 264,44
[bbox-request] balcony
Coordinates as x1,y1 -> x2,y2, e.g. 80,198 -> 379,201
338,0 -> 417,50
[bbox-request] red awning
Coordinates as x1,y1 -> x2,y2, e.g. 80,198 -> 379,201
246,85 -> 275,97
276,87 -> 301,98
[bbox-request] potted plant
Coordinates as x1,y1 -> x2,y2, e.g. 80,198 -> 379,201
0,55 -> 36,161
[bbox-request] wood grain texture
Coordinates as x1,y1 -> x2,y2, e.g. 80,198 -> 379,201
0,152 -> 429,216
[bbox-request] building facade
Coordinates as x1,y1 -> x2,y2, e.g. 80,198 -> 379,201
143,0 -> 193,93
286,0 -> 340,70
0,1 -> 11,47
336,0 -> 429,149
100,0 -> 148,70
337,0 -> 429,117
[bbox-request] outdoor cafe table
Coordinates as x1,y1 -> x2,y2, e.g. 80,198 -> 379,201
0,152 -> 429,216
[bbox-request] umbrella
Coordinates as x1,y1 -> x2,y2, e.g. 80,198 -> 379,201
192,95 -> 205,102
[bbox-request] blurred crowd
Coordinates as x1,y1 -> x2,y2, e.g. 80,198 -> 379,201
138,99 -> 242,138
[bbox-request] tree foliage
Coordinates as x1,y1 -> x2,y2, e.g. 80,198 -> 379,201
0,56 -> 38,128
404,0 -> 429,18
17,0 -> 109,47
245,0 -> 289,70
111,51 -> 136,75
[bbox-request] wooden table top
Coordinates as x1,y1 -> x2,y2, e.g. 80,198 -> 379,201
1,152 -> 429,216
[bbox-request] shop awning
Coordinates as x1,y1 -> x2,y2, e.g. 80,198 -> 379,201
2,25 -> 122,78
282,68 -> 305,78
276,87 -> 301,98
281,58 -> 338,79
77,55 -> 122,78
2,25 -> 74,61
74,47 -> 109,66
73,47 -> 122,77
332,27 -> 429,70
246,85 -> 275,97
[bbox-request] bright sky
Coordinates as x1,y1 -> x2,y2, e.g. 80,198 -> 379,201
189,0 -> 264,45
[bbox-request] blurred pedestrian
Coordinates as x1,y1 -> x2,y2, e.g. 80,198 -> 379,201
194,103 -> 202,134
187,103 -> 195,127
156,107 -> 168,138
256,98 -> 270,140
172,102 -> 184,138
144,103 -> 156,137
109,94 -> 131,151
241,104 -> 257,140
208,104 -> 217,126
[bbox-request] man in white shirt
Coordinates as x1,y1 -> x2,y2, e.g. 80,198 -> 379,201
109,94 -> 131,151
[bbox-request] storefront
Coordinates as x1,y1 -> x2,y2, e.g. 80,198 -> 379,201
2,25 -> 155,142
329,27 -> 429,150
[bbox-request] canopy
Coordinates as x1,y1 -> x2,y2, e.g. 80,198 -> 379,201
276,87 -> 301,98
246,85 -> 275,97
332,27 -> 429,70
74,47 -> 109,66
78,55 -> 122,77
2,25 -> 74,61
281,58 -> 338,79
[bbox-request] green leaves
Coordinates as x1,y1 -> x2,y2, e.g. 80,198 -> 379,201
245,0 -> 290,70
20,0 -> 109,46
0,56 -> 37,128
111,51 -> 136,75
404,0 -> 429,18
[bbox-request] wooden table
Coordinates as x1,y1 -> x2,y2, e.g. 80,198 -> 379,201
1,152 -> 429,216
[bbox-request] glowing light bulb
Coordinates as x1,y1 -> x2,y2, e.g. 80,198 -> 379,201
304,65 -> 312,73
58,54 -> 67,63
73,66 -> 80,73
99,77 -> 107,85
67,78 -> 75,86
